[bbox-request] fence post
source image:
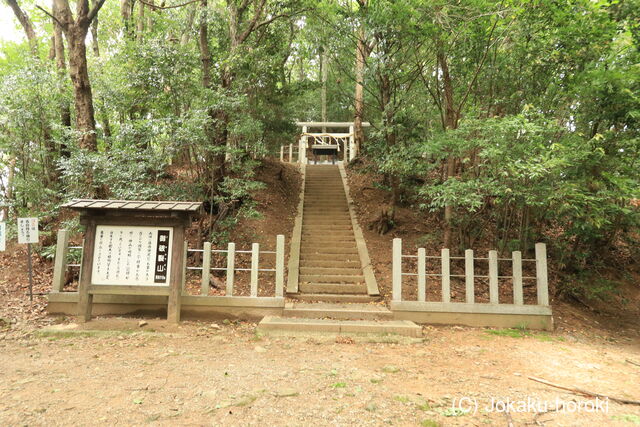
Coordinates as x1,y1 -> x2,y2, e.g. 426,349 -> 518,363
77,238 -> 85,285
280,146 -> 284,162
441,248 -> 450,303
417,247 -> 426,302
289,144 -> 293,163
250,243 -> 259,297
226,242 -> 235,296
275,235 -> 285,297
52,229 -> 69,292
512,251 -> 523,305
201,242 -> 211,295
392,238 -> 402,301
465,249 -> 474,303
489,250 -> 499,304
535,243 -> 549,306
181,241 -> 188,292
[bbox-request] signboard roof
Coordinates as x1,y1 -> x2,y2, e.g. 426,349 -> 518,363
62,199 -> 204,214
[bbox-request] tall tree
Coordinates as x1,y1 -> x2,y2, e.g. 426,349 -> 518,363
52,0 -> 106,150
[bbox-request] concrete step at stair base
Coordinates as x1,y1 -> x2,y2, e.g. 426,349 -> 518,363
257,316 -> 421,337
283,302 -> 393,321
300,274 -> 365,284
298,282 -> 367,294
288,293 -> 379,303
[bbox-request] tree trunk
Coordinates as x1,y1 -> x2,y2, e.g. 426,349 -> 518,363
180,4 -> 197,45
52,1 -> 72,158
353,2 -> 367,155
438,49 -> 459,248
137,0 -> 145,41
121,0 -> 133,38
320,46 -> 327,132
90,0 -> 100,56
67,25 -> 98,150
4,0 -> 38,53
2,156 -> 16,220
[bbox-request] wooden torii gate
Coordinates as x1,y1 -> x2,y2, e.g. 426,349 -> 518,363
294,121 -> 370,164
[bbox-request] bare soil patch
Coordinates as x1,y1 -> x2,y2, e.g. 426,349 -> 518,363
0,318 -> 639,426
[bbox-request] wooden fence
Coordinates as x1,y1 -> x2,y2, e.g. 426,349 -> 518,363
279,144 -> 299,163
52,230 -> 285,298
391,238 -> 552,324
184,235 -> 285,297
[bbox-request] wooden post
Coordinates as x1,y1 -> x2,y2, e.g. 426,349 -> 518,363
288,144 -> 293,163
441,248 -> 450,303
489,250 -> 499,304
392,238 -> 402,301
52,229 -> 69,292
275,235 -> 285,297
181,241 -> 188,292
465,249 -> 474,304
250,243 -> 259,297
201,242 -> 211,295
417,247 -> 426,302
349,125 -> 356,161
280,145 -> 284,162
535,243 -> 549,306
167,229 -> 186,323
77,238 -> 85,284
226,242 -> 235,296
512,251 -> 523,305
77,222 -> 96,322
301,125 -> 307,164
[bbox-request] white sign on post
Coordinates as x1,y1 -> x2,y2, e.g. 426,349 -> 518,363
92,225 -> 173,286
17,218 -> 39,244
0,222 -> 6,251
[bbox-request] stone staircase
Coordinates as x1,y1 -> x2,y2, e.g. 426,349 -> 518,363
294,164 -> 374,302
264,163 -> 421,338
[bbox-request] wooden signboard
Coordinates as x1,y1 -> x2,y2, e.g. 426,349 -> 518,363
92,225 -> 173,286
17,218 -> 39,244
62,199 -> 203,323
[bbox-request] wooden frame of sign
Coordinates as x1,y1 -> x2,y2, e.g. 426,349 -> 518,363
62,200 -> 203,323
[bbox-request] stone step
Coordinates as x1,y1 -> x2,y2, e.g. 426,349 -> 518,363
300,242 -> 357,250
300,259 -> 361,268
303,214 -> 352,220
300,266 -> 362,275
302,223 -> 352,229
300,274 -> 365,284
300,241 -> 357,249
287,293 -> 380,303
301,220 -> 352,226
300,237 -> 355,244
302,224 -> 353,231
257,316 -> 421,337
300,253 -> 361,262
300,247 -> 359,255
298,282 -> 367,294
303,208 -> 349,212
283,302 -> 393,321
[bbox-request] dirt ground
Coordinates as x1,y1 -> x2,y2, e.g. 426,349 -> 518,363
1,317 -> 639,426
